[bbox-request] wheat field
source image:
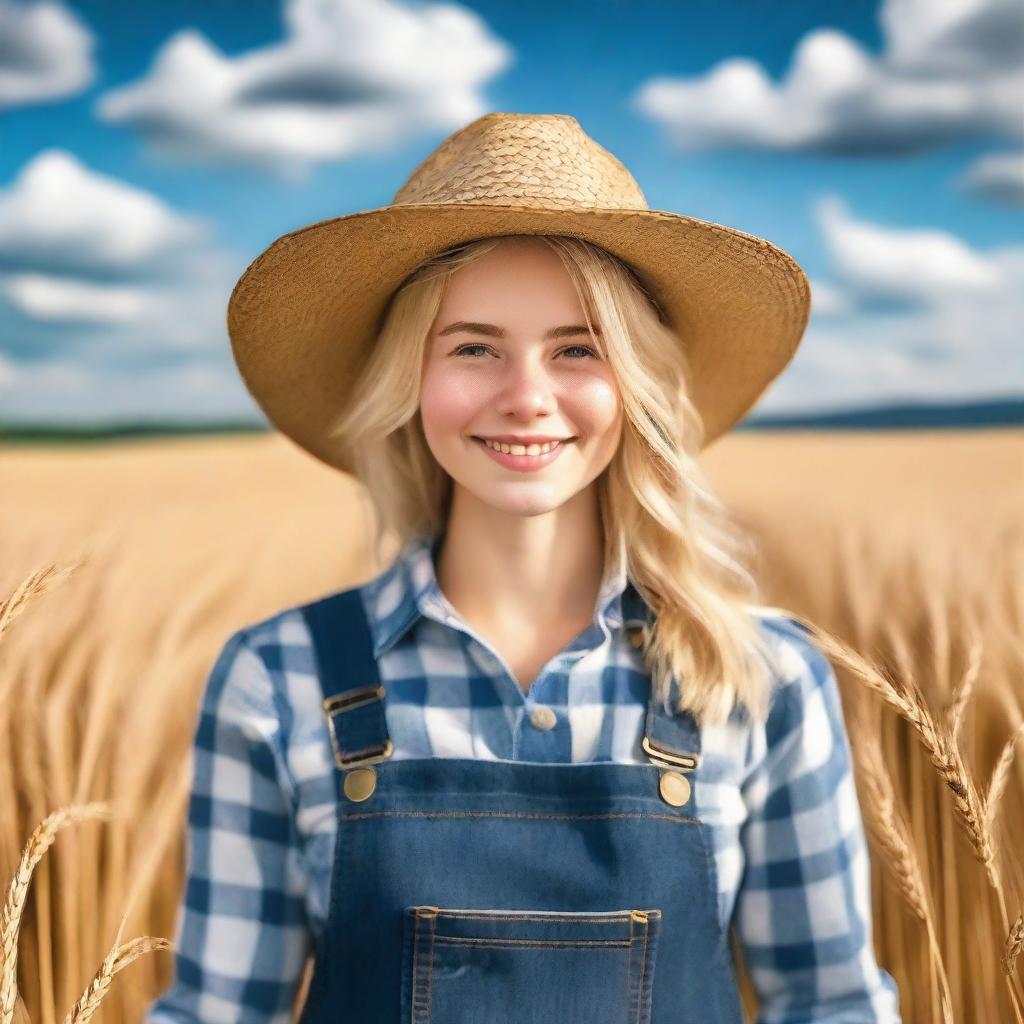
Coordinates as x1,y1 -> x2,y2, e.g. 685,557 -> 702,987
1,428 -> 1022,1023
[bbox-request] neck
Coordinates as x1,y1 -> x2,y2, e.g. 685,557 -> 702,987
434,489 -> 607,630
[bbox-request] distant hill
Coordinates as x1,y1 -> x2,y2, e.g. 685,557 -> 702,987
0,396 -> 1021,444
0,420 -> 269,444
742,396 -> 1024,430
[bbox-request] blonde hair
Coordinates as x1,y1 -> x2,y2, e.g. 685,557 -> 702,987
328,233 -> 785,728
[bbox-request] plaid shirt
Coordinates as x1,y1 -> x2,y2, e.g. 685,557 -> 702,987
144,532 -> 901,1023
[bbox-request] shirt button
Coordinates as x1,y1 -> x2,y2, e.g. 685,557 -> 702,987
529,705 -> 557,731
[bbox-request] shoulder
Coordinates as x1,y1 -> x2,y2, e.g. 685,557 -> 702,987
743,604 -> 844,744
241,582 -> 371,643
221,584 -> 370,704
732,609 -> 853,812
747,604 -> 836,685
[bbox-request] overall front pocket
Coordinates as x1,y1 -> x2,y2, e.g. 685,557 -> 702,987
400,905 -> 662,1024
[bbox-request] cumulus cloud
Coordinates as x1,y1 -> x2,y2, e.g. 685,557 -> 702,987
808,279 -> 853,318
763,195 -> 1024,413
0,0 -> 96,108
2,275 -> 154,323
93,0 -> 513,180
955,150 -> 1024,207
814,193 -> 1003,307
0,149 -> 245,423
632,0 -> 1023,155
0,149 -> 209,284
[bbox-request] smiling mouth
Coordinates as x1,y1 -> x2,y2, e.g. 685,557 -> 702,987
470,435 -> 575,471
472,436 -> 574,453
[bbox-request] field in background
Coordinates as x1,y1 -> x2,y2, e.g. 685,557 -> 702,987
1,429 -> 1022,1023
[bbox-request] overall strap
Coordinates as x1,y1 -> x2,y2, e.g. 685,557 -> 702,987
298,588 -> 393,777
622,581 -> 703,773
299,579 -> 700,778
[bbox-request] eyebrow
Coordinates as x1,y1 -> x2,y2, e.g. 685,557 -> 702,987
437,321 -> 600,339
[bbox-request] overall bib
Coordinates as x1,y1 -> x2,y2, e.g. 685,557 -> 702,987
296,585 -> 747,1024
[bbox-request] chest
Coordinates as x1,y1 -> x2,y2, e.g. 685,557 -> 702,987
471,615 -> 597,694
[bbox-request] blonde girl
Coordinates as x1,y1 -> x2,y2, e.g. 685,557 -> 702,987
145,113 -> 901,1023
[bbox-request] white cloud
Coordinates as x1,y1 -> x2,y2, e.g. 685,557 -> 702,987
0,0 -> 96,108
0,148 -> 241,418
761,196 -> 1024,412
93,0 -> 513,180
2,275 -> 154,323
814,193 -> 1003,306
0,149 -> 208,280
632,0 -> 1023,155
808,279 -> 853,318
955,150 -> 1024,206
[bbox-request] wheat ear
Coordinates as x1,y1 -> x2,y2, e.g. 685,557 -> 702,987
62,934 -> 172,1024
0,561 -> 85,642
0,803 -> 114,1024
849,701 -> 954,1022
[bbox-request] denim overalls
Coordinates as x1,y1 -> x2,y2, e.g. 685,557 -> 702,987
296,583 -> 746,1024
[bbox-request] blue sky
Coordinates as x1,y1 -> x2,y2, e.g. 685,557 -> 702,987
1,0 -> 1021,424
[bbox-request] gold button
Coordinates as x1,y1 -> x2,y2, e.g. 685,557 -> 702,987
658,769 -> 691,807
343,767 -> 377,802
529,705 -> 557,731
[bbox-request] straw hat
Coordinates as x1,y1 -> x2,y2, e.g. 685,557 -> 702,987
227,112 -> 810,473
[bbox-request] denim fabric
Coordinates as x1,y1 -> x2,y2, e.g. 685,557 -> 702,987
296,586 -> 744,1024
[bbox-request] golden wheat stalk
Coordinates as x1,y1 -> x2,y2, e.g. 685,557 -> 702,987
62,934 -> 172,1024
851,707 -> 931,923
795,618 -> 1002,890
849,699 -> 954,1021
0,803 -> 115,1024
0,561 -> 85,643
1006,913 -> 1024,977
793,614 -> 1024,1021
986,723 -> 1024,835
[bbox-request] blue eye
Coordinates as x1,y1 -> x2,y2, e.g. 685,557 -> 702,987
452,344 -> 597,359
561,345 -> 598,359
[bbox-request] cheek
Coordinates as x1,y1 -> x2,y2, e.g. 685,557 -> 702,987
568,375 -> 621,432
419,365 -> 487,434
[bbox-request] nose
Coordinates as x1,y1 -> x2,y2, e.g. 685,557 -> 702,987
492,354 -> 558,419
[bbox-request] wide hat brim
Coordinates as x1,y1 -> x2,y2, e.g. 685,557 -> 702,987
227,201 -> 810,473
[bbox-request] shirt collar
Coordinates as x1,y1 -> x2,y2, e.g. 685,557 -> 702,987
362,528 -> 648,658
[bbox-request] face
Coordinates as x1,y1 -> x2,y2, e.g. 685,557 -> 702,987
419,238 -> 623,521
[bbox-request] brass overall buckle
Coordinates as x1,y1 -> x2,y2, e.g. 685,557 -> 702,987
322,684 -> 394,770
641,735 -> 701,772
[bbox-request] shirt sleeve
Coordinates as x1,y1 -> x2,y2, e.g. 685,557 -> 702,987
733,617 -> 903,1023
142,628 -> 312,1023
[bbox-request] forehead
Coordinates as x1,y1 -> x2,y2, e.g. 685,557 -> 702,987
437,240 -> 586,315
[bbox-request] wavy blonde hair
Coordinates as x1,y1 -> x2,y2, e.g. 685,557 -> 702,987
328,233 -> 786,728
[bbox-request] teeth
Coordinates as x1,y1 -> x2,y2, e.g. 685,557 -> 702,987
482,438 -> 561,456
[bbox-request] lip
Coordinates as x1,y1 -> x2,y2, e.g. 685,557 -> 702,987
479,435 -> 571,444
473,436 -> 572,472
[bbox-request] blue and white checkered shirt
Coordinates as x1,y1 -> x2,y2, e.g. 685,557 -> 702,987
144,531 -> 901,1023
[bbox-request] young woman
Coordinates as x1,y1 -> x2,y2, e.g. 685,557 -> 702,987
146,113 -> 901,1023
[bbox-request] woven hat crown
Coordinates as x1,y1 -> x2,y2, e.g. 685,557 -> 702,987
393,113 -> 649,212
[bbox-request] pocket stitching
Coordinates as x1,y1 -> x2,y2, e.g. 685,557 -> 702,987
434,937 -> 633,948
405,905 -> 662,1024
432,908 -> 656,923
411,908 -> 437,1024
626,913 -> 635,1020
636,914 -> 649,1024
